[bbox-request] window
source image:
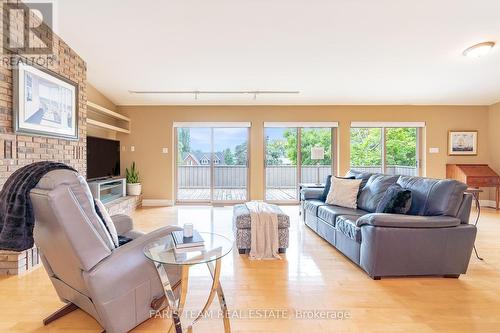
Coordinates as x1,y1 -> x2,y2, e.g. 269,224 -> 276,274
350,124 -> 421,176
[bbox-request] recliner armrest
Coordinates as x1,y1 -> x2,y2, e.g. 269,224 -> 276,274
111,214 -> 134,235
356,213 -> 461,228
301,188 -> 324,200
84,225 -> 182,303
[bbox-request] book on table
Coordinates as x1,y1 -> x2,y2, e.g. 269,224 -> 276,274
172,230 -> 205,250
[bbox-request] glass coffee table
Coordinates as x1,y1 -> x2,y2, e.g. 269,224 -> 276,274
144,232 -> 233,333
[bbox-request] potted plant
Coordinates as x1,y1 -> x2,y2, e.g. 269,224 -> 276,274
126,162 -> 142,196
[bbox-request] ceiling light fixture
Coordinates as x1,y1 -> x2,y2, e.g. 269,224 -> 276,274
128,90 -> 300,100
463,42 -> 495,58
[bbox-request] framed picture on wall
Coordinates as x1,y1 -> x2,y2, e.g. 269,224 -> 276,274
448,130 -> 478,156
13,61 -> 78,140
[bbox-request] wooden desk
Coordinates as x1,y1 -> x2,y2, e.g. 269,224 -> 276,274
447,164 -> 500,210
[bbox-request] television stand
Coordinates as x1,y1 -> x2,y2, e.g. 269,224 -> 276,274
88,178 -> 126,204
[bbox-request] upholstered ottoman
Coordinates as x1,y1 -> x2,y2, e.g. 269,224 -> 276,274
233,204 -> 290,254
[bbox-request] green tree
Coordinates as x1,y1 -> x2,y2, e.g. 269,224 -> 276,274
178,128 -> 191,153
350,128 -> 382,167
298,128 -> 332,165
385,128 -> 417,166
223,148 -> 235,165
265,137 -> 287,165
266,129 -> 333,165
234,142 -> 248,165
350,128 -> 417,168
283,130 -> 297,164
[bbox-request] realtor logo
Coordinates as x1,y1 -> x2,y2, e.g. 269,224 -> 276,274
3,2 -> 54,54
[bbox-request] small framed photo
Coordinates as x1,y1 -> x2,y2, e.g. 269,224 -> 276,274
14,61 -> 78,140
448,130 -> 478,156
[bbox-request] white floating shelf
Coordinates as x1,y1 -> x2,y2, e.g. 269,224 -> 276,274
87,101 -> 131,134
87,119 -> 131,134
87,101 -> 130,121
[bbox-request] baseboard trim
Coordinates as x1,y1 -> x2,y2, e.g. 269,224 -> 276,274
479,200 -> 496,208
142,199 -> 174,207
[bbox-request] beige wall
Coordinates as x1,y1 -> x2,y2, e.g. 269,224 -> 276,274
116,105 -> 491,201
489,102 -> 500,173
487,101 -> 500,201
87,83 -> 117,111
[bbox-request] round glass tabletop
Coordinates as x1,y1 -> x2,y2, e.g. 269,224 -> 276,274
143,232 -> 233,266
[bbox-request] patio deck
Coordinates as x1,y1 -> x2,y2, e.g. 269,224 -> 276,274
177,188 -> 297,202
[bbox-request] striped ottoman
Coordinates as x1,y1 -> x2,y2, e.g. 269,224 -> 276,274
232,204 -> 290,254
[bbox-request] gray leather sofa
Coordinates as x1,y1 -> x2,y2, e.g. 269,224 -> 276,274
30,169 -> 181,333
302,171 -> 476,279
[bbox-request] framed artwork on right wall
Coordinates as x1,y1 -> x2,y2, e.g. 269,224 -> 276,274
448,130 -> 478,156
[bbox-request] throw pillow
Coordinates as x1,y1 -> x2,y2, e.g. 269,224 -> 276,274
94,199 -> 119,247
321,175 -> 332,202
345,170 -> 373,190
375,184 -> 412,214
325,177 -> 363,209
321,175 -> 355,202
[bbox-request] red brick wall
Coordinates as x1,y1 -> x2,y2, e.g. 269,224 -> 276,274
0,1 -> 87,188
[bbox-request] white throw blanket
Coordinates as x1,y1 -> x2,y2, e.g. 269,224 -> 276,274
245,201 -> 281,260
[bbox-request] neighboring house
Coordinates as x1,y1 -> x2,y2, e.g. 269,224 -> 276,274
181,152 -> 225,165
182,152 -> 199,166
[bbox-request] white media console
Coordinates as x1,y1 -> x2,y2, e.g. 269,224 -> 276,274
88,178 -> 126,204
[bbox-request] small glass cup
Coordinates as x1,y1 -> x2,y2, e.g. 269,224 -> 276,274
183,223 -> 194,238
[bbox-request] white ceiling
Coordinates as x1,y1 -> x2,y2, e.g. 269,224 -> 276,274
55,0 -> 500,105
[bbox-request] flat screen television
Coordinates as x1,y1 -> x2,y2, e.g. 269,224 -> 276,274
86,136 -> 120,180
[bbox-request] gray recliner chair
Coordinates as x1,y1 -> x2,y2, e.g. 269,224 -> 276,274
30,169 -> 180,333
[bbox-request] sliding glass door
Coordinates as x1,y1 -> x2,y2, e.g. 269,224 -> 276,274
265,128 -> 298,201
177,127 -> 212,202
350,126 -> 420,176
265,126 -> 335,203
176,126 -> 249,204
213,128 -> 249,202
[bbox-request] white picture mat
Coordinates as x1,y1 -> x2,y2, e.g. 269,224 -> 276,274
448,131 -> 478,155
16,62 -> 77,138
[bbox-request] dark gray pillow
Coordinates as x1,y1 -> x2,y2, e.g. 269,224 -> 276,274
320,175 -> 332,202
376,184 -> 412,214
345,170 -> 373,190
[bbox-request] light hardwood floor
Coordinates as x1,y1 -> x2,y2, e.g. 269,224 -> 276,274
1,205 -> 500,333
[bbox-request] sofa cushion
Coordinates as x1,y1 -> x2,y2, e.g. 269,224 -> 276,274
304,199 -> 327,215
357,174 -> 400,212
345,170 -> 374,190
376,184 -> 412,214
233,204 -> 290,229
317,205 -> 368,226
335,215 -> 362,242
397,176 -> 468,217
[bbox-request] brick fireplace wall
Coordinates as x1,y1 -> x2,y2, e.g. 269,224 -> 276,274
0,1 -> 87,188
0,1 -> 87,274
